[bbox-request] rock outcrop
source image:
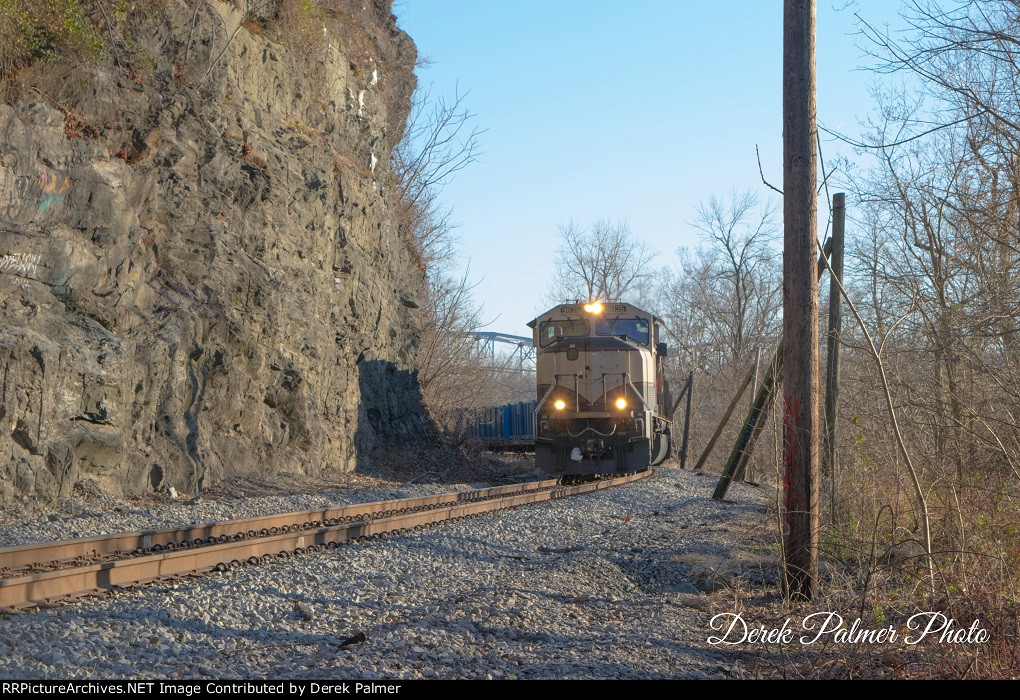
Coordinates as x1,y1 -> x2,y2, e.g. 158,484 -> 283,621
0,0 -> 434,502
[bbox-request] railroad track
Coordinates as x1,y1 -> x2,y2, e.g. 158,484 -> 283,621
0,470 -> 650,610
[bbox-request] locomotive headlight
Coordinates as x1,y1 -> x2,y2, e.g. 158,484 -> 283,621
615,397 -> 628,410
554,399 -> 567,410
583,302 -> 603,315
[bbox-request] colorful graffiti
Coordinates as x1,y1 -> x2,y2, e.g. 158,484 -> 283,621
0,155 -> 72,223
37,172 -> 71,214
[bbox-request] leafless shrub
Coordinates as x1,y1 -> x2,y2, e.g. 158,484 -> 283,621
0,0 -> 104,101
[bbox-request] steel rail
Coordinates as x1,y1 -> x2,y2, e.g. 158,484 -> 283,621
0,480 -> 562,573
0,471 -> 649,609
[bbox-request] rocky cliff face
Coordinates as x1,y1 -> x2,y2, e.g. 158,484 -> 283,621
0,1 -> 435,503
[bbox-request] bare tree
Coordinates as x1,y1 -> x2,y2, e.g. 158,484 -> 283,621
546,219 -> 657,304
692,191 -> 781,361
392,85 -> 483,270
653,192 -> 781,506
661,191 -> 781,367
389,85 -> 530,423
414,266 -> 488,415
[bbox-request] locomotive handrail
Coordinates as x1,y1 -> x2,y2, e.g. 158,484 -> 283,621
534,372 -> 585,415
625,373 -> 649,409
537,372 -> 651,414
534,373 -> 568,415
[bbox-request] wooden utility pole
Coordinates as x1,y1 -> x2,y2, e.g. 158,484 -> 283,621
679,371 -> 694,469
782,0 -> 819,600
824,193 -> 845,520
742,348 -> 761,482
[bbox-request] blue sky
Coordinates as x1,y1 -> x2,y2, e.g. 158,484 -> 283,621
394,1 -> 909,335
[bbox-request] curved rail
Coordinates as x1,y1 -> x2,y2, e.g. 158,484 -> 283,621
0,479 -> 562,574
0,471 -> 650,609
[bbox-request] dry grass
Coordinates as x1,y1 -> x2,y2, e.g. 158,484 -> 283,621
682,351 -> 1020,679
744,427 -> 1020,678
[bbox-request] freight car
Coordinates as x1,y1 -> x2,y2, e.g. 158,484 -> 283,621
528,301 -> 673,476
460,400 -> 537,450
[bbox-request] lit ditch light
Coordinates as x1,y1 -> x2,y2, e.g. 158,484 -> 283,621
615,397 -> 627,410
554,399 -> 567,410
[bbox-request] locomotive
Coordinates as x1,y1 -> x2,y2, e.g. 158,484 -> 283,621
527,301 -> 673,475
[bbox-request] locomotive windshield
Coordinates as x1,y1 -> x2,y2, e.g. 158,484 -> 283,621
539,319 -> 588,347
596,317 -> 650,345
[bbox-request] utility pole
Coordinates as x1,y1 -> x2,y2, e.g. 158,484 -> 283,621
782,0 -> 819,600
824,193 -> 845,522
743,347 -> 761,482
679,371 -> 694,469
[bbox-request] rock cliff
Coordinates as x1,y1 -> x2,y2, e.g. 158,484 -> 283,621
0,0 -> 435,502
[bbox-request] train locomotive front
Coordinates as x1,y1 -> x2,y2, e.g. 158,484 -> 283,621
528,302 -> 673,476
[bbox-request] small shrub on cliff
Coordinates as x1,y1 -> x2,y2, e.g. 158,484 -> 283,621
274,0 -> 344,78
277,0 -> 328,49
273,0 -> 390,87
0,0 -> 103,97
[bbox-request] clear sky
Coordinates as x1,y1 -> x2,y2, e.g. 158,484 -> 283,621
394,1 -> 909,336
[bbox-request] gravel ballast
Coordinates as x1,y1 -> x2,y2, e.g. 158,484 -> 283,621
0,468 -> 774,680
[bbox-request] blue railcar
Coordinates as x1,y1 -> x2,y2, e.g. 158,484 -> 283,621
461,400 -> 536,448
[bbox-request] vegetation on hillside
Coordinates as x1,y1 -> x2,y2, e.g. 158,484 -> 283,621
0,0 -> 103,95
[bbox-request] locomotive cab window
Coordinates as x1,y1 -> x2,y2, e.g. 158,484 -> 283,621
596,318 -> 650,345
539,319 -> 589,347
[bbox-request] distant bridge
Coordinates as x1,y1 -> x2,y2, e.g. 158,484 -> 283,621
469,331 -> 535,369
